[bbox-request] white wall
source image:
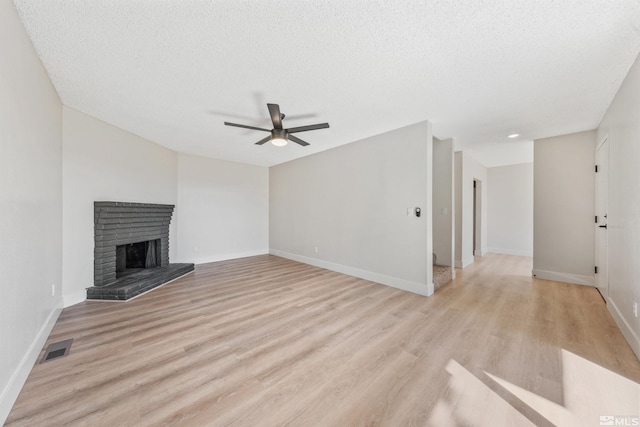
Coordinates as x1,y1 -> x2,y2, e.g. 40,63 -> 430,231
270,121 -> 433,296
0,1 -> 63,422
175,154 -> 269,264
433,138 -> 455,269
487,163 -> 533,256
454,151 -> 488,268
533,130 -> 595,286
62,107 -> 179,306
597,52 -> 640,358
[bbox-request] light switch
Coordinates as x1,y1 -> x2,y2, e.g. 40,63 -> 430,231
441,208 -> 448,215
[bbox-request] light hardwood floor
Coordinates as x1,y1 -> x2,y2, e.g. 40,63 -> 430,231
6,254 -> 640,426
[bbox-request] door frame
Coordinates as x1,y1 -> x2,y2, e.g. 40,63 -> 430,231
595,135 -> 609,300
473,179 -> 482,256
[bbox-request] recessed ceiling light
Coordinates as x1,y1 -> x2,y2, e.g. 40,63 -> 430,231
508,133 -> 520,138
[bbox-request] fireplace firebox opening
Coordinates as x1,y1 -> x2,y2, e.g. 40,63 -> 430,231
116,239 -> 161,278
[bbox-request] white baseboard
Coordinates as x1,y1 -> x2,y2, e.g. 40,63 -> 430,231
63,289 -> 86,308
474,250 -> 487,256
426,281 -> 434,296
607,298 -> 640,361
454,257 -> 475,269
488,247 -> 533,257
0,302 -> 62,425
175,249 -> 269,266
531,269 -> 595,286
270,249 -> 433,297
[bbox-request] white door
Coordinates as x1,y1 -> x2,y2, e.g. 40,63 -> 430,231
595,137 -> 609,299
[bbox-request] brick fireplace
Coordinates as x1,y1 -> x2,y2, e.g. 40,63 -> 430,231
88,202 -> 193,300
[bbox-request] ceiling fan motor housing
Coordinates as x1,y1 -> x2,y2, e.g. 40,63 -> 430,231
272,129 -> 287,140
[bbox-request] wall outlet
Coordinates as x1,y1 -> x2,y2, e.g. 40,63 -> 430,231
634,301 -> 638,318
314,246 -> 319,253
51,284 -> 55,297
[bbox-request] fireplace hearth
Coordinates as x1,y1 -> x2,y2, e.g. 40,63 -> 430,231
87,202 -> 194,301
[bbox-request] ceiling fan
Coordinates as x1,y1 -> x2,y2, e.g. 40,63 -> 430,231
224,103 -> 329,147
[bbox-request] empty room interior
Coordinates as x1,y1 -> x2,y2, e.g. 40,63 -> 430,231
2,1 -> 640,425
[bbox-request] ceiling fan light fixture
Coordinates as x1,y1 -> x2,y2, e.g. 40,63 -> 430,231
224,103 -> 328,147
271,128 -> 288,146
271,137 -> 288,147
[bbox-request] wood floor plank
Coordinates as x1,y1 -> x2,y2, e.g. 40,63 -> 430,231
6,254 -> 640,426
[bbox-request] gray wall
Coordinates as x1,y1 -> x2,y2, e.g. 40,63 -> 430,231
487,163 -> 533,256
533,130 -> 596,285
433,138 -> 455,269
597,52 -> 640,358
0,1 -> 63,421
270,121 -> 434,295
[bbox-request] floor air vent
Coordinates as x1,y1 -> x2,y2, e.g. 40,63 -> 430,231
41,339 -> 73,363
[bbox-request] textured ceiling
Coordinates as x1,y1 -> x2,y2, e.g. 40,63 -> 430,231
13,0 -> 640,167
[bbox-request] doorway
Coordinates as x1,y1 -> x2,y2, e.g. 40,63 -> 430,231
473,179 -> 482,256
595,137 -> 609,300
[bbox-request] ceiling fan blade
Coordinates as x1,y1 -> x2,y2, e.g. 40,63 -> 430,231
288,135 -> 310,146
267,103 -> 283,129
283,113 -> 317,121
224,122 -> 271,132
286,123 -> 330,133
254,136 -> 271,145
